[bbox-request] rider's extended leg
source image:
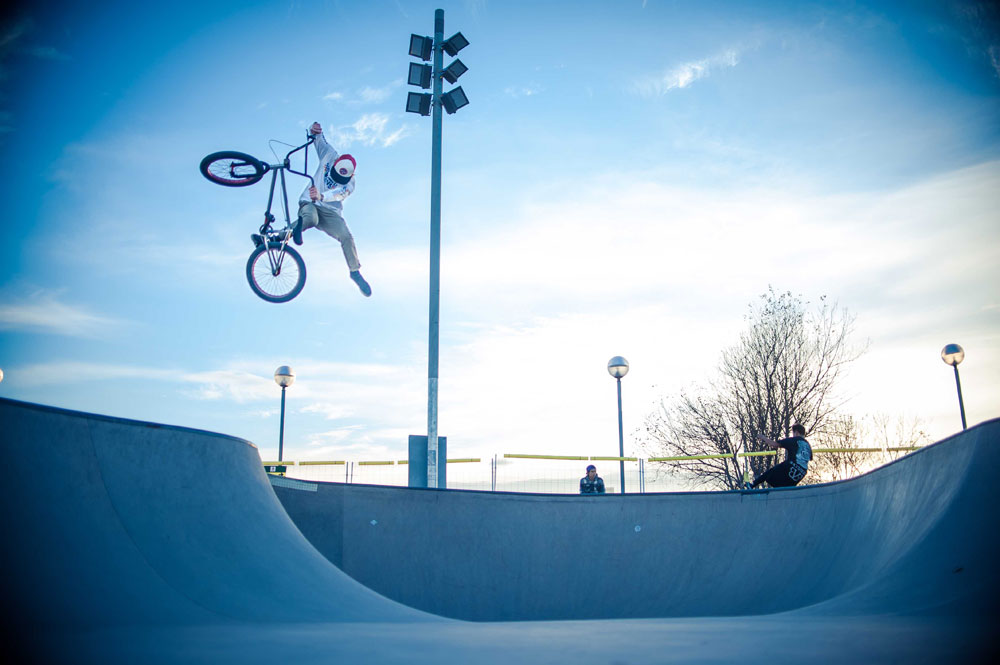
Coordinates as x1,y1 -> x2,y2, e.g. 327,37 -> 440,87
299,202 -> 361,272
298,202 -> 369,296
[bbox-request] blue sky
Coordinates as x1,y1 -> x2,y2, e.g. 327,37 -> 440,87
1,0 -> 997,466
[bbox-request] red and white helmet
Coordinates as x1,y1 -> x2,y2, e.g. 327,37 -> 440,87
331,154 -> 356,184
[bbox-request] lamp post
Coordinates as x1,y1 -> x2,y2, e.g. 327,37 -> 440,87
607,356 -> 630,494
274,366 -> 296,461
406,10 -> 470,488
940,344 -> 967,430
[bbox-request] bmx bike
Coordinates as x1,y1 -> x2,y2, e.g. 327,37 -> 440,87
199,136 -> 315,303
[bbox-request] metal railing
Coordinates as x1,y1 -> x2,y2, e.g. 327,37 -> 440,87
263,445 -> 921,494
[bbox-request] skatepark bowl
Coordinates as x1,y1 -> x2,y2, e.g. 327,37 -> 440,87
1,396 -> 997,664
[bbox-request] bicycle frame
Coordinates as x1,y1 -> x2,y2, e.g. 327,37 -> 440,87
258,137 -> 315,277
259,137 -> 316,235
200,134 -> 317,302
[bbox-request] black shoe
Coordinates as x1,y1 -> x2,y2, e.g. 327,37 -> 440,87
251,233 -> 264,248
292,216 -> 303,246
350,270 -> 371,297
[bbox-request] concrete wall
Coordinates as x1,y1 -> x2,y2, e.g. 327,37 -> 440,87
274,419 -> 1000,621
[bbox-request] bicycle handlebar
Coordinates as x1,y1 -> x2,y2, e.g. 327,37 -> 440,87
277,136 -> 316,187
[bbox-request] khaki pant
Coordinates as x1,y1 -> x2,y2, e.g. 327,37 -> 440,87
298,202 -> 361,272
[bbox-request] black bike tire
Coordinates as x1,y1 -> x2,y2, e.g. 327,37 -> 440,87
246,243 -> 307,303
200,151 -> 266,187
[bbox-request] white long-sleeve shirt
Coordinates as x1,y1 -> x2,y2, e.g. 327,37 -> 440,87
299,132 -> 355,212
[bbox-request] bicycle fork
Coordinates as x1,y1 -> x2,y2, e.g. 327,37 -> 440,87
265,244 -> 288,277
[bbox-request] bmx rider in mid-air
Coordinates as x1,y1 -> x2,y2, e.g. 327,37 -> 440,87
286,121 -> 370,297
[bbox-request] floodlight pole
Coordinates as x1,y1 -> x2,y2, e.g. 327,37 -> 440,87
426,8 -> 445,489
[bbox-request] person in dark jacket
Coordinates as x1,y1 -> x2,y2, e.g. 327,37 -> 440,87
580,464 -> 606,494
746,424 -> 813,489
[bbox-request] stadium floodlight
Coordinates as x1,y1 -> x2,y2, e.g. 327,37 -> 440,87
406,92 -> 432,116
408,62 -> 432,89
442,32 -> 469,56
442,59 -> 468,84
406,9 -> 470,492
440,86 -> 469,114
409,34 -> 433,61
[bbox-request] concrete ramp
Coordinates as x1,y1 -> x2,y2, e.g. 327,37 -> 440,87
273,420 -> 1000,621
0,398 -> 429,629
1,396 -> 996,664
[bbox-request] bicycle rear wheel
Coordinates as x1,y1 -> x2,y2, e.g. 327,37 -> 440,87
246,242 -> 306,303
200,151 -> 265,187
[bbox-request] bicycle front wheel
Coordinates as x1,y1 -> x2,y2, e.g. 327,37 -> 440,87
246,243 -> 306,303
200,151 -> 265,187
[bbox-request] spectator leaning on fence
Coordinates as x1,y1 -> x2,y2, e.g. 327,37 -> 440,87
580,464 -> 606,495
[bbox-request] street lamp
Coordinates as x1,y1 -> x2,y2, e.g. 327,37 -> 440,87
405,9 -> 471,489
274,366 -> 296,461
607,356 -> 629,494
940,344 -> 967,430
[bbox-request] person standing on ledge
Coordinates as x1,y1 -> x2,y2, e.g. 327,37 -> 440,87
746,424 -> 813,489
580,464 -> 606,494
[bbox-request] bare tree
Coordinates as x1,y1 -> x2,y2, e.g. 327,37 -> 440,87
642,288 -> 866,489
808,413 -> 930,483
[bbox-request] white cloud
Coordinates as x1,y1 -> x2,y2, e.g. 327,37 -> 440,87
504,85 -> 543,98
358,85 -> 394,104
0,291 -> 128,338
301,403 -> 357,420
364,160 -> 1000,455
11,154 -> 998,466
632,48 -> 741,96
10,361 -> 185,386
324,81 -> 401,106
24,45 -> 70,61
463,0 -> 488,17
1,18 -> 33,48
331,113 -> 410,148
179,369 -> 276,402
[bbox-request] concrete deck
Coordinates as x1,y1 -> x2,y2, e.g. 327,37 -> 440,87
2,396 -> 996,664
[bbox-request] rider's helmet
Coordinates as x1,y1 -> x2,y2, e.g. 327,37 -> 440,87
331,154 -> 356,185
